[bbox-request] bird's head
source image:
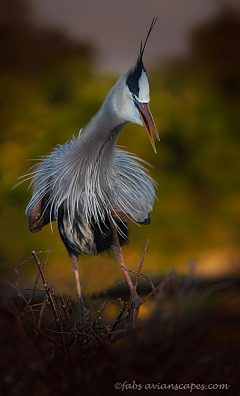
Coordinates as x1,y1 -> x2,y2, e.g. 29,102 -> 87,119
111,17 -> 159,153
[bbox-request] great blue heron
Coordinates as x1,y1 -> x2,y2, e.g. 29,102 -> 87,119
25,18 -> 159,321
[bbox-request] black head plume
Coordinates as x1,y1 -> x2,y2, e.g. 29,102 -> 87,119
139,16 -> 158,66
126,17 -> 158,97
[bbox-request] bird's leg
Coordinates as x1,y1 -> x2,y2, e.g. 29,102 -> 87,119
110,224 -> 140,310
70,253 -> 85,322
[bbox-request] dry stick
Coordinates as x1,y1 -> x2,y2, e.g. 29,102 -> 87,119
48,327 -> 104,350
21,307 -> 61,348
14,249 -> 43,306
17,250 -> 43,269
35,293 -> 49,336
87,301 -> 115,346
67,296 -> 75,313
59,295 -> 76,328
1,278 -> 38,326
2,301 -> 47,371
14,269 -> 22,310
23,247 -> 54,315
24,287 -> 47,292
1,279 -> 62,348
14,251 -> 42,310
60,294 -> 71,326
134,239 -> 150,294
126,269 -> 155,290
48,328 -> 97,342
132,239 -> 150,327
59,296 -> 67,327
66,296 -> 76,318
31,250 -> 68,357
109,301 -> 128,334
108,321 -> 141,344
90,300 -> 113,332
135,269 -> 176,309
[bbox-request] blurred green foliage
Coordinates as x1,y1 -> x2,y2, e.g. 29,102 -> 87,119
1,2 -> 240,292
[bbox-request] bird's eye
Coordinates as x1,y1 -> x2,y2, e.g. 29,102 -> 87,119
132,94 -> 137,100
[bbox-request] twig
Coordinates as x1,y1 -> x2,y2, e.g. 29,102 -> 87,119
109,300 -> 128,334
135,269 -> 176,309
23,287 -> 47,292
21,313 -> 61,348
134,239 -> 150,294
14,251 -> 42,310
1,301 -> 47,371
23,247 -> 54,315
132,239 -> 150,327
47,328 -> 97,341
14,269 -> 22,310
35,293 -> 49,336
90,300 -> 112,332
60,294 -> 71,326
1,278 -> 37,325
127,269 -> 155,290
67,296 -> 75,313
31,250 -> 68,358
16,251 -> 43,270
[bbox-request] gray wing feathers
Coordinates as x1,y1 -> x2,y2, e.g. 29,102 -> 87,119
26,136 -> 156,231
112,149 -> 156,223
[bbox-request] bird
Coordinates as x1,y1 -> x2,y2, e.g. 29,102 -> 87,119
25,17 -> 159,322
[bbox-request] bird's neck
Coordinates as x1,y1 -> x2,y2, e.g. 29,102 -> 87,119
76,98 -> 128,163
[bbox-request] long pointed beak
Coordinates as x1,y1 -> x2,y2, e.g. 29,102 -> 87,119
134,101 -> 160,153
